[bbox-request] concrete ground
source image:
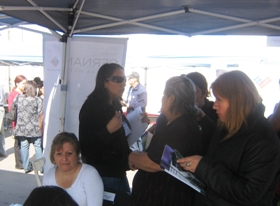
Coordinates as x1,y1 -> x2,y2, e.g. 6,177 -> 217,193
0,129 -> 38,206
0,128 -> 137,206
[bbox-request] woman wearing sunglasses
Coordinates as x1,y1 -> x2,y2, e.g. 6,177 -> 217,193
79,63 -> 132,194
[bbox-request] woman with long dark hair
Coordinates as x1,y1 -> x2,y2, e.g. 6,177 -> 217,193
79,63 -> 132,193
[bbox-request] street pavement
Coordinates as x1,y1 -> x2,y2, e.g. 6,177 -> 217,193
0,129 -> 38,206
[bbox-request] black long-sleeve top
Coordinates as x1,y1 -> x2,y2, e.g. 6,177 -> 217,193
79,95 -> 131,178
195,104 -> 280,206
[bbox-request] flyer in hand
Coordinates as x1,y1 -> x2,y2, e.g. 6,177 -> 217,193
160,144 -> 206,195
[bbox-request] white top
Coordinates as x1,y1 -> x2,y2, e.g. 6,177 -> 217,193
43,163 -> 104,206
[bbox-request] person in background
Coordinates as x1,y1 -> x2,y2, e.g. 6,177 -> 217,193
124,72 -> 147,114
43,132 -> 104,206
7,74 -> 27,169
33,77 -> 42,86
12,80 -> 43,173
177,70 -> 280,206
37,81 -> 44,100
79,63 -> 132,193
23,185 -> 78,206
35,80 -> 44,151
268,98 -> 280,206
185,72 -> 218,124
33,77 -> 44,99
129,76 -> 204,206
124,71 -> 147,151
0,83 -> 6,157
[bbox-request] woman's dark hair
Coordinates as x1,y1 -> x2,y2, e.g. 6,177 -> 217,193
37,81 -> 44,97
88,63 -> 124,110
23,186 -> 78,206
185,72 -> 209,97
88,63 -> 124,108
24,80 -> 37,97
50,132 -> 80,164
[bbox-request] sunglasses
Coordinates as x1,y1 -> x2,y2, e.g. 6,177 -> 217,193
106,76 -> 126,83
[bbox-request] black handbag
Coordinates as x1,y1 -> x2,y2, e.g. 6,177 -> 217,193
8,95 -> 19,122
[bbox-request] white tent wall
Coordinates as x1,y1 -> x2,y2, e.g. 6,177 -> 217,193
43,35 -> 128,172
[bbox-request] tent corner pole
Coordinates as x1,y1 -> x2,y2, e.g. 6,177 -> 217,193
58,36 -> 72,132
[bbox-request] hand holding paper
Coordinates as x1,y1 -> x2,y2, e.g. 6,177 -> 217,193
177,155 -> 202,173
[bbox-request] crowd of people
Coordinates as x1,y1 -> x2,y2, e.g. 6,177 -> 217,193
1,64 -> 280,206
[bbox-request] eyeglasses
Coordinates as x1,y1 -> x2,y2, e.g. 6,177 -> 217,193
106,76 -> 126,83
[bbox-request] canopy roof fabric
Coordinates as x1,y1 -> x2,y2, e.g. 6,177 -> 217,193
1,0 -> 280,37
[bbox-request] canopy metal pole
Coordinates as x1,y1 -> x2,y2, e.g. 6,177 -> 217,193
188,7 -> 280,35
26,0 -> 67,33
58,37 -> 71,132
76,10 -> 188,36
0,6 -> 71,11
69,0 -> 85,37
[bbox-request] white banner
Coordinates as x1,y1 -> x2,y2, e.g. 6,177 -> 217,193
43,36 -> 128,171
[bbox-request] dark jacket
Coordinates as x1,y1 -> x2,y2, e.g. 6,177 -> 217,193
155,113 -> 216,154
132,113 -> 204,206
201,98 -> 218,124
79,95 -> 131,178
194,104 -> 280,206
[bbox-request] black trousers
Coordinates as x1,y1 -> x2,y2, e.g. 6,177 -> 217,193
14,137 -> 23,169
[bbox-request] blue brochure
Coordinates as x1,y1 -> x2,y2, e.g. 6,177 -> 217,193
160,144 -> 206,195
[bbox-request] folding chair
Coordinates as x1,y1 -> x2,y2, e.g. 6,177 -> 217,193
31,157 -> 46,186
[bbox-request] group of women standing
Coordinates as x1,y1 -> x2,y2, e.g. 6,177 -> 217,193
12,63 -> 280,206
78,63 -> 280,206
8,75 -> 44,173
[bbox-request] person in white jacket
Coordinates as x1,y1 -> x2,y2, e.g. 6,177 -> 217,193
43,132 -> 104,206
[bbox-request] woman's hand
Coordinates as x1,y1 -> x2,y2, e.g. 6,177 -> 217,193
129,152 -> 138,171
129,151 -> 162,172
107,111 -> 122,133
177,155 -> 202,173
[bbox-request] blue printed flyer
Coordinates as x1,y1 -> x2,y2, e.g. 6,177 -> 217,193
160,144 -> 206,195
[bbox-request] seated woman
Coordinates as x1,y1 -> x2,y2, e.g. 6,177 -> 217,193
43,132 -> 104,206
177,70 -> 280,206
23,185 -> 78,206
129,76 -> 204,206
